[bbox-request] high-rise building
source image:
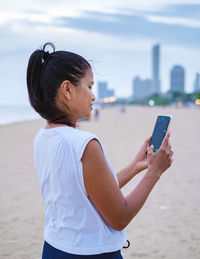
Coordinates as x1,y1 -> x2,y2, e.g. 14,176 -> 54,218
98,81 -> 107,99
98,81 -> 115,100
133,76 -> 152,100
194,73 -> 200,92
152,44 -> 161,94
170,65 -> 185,93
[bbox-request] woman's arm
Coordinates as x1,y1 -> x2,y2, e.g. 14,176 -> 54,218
117,137 -> 151,188
82,132 -> 173,231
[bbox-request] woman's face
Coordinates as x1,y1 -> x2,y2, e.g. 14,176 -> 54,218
69,67 -> 96,121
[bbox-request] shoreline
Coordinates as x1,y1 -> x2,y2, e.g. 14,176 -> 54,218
0,104 -> 199,127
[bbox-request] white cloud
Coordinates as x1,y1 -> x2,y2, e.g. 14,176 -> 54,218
1,0 -> 200,29
147,15 -> 200,28
1,0 -> 200,21
0,10 -> 52,26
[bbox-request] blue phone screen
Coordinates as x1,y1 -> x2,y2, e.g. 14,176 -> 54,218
150,116 -> 170,152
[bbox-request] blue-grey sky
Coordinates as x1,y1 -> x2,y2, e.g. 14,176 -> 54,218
0,0 -> 200,105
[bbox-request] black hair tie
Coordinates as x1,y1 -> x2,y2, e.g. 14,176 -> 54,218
41,42 -> 55,64
42,50 -> 50,64
123,240 -> 130,249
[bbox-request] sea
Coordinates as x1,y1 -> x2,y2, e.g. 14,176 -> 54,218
0,105 -> 41,125
0,104 -> 101,125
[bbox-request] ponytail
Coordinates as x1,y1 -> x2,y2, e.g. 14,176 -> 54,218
27,49 -> 44,112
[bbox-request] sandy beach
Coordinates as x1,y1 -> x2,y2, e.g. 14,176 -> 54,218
0,106 -> 199,259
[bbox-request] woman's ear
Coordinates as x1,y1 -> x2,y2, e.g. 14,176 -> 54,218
60,80 -> 72,100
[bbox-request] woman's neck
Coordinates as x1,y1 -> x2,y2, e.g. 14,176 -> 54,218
45,122 -> 68,129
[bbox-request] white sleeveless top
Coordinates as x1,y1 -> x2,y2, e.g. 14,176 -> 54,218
34,126 -> 127,255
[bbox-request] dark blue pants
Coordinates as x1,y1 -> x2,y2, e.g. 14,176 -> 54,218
42,241 -> 123,259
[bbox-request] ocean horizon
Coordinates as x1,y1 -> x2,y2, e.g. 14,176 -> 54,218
0,103 -> 198,126
0,105 -> 41,125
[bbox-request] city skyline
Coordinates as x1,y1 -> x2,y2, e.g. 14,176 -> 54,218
0,0 -> 200,105
132,44 -> 197,101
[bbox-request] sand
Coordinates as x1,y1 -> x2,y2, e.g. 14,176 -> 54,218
0,106 -> 199,259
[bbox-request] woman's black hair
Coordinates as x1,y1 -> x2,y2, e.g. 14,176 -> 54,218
26,42 -> 91,127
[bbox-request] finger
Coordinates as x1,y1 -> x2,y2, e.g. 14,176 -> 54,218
144,137 -> 152,156
148,145 -> 154,154
147,136 -> 152,143
144,136 -> 152,146
161,131 -> 170,148
169,150 -> 173,158
168,141 -> 172,150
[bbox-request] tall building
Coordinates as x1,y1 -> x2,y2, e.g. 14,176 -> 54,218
152,44 -> 161,94
194,73 -> 200,92
133,76 -> 152,100
98,81 -> 115,100
170,65 -> 185,93
98,81 -> 107,99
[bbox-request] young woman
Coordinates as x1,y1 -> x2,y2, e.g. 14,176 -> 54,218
27,43 -> 173,259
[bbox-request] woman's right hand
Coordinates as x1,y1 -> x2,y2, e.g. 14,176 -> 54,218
147,131 -> 173,178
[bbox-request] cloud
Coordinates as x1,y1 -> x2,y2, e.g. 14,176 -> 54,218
163,4 -> 200,19
146,15 -> 200,28
54,10 -> 200,49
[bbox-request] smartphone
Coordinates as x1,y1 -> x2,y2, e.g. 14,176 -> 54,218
150,115 -> 172,152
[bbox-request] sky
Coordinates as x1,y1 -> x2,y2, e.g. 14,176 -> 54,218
0,0 -> 200,105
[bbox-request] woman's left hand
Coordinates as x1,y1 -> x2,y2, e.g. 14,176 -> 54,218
132,136 -> 151,174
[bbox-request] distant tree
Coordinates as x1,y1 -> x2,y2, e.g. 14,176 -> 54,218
195,92 -> 200,99
148,94 -> 171,106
